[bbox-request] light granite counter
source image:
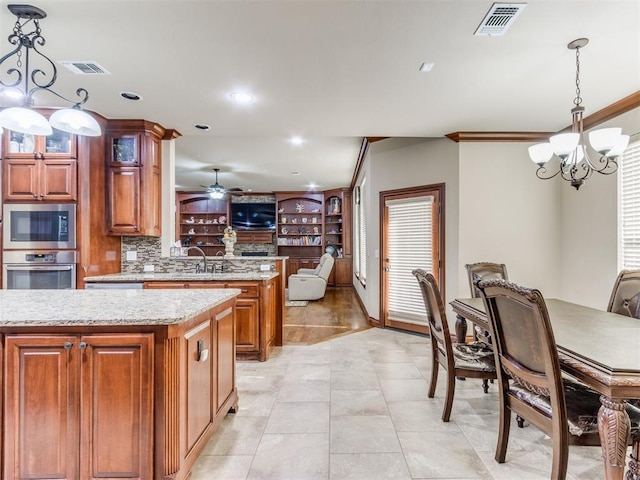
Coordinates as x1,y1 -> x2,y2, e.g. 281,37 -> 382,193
84,272 -> 279,283
0,289 -> 240,326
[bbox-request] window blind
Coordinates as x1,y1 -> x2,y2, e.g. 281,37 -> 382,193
386,196 -> 433,325
621,135 -> 640,269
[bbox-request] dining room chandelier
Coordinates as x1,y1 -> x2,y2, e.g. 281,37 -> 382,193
0,4 -> 101,137
528,38 -> 629,190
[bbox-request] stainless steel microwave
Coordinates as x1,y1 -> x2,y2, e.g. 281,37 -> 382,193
3,204 -> 76,250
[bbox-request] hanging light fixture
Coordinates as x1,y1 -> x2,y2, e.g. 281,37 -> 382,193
0,4 -> 101,137
528,38 -> 629,190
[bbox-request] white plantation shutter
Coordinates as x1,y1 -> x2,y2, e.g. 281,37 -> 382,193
386,196 -> 433,325
359,178 -> 367,284
621,136 -> 640,269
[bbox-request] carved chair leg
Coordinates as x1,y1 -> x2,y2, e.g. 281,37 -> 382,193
516,415 -> 525,428
428,353 -> 438,398
442,370 -> 456,422
627,438 -> 640,480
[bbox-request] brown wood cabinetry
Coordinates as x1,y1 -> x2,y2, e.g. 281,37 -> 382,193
4,333 -> 153,480
106,120 -> 164,236
2,128 -> 77,202
145,277 -> 277,361
175,192 -> 228,255
236,231 -> 273,244
324,189 -> 353,286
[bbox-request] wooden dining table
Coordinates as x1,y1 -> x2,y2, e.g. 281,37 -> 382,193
450,297 -> 640,480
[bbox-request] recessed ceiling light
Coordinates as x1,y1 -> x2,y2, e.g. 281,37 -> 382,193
308,183 -> 318,190
120,91 -> 142,101
195,124 -> 211,131
291,171 -> 300,175
290,136 -> 304,145
229,92 -> 254,104
419,62 -> 434,72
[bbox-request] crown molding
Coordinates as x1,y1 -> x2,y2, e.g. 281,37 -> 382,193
446,90 -> 640,143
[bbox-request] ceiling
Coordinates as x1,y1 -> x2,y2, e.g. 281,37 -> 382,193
0,1 -> 638,193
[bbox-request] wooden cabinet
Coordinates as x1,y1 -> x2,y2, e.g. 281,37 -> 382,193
4,333 -> 153,480
145,277 -> 277,361
324,189 -> 353,286
236,231 -> 273,244
276,193 -> 324,282
2,128 -> 77,202
106,120 -> 164,236
176,192 -> 228,256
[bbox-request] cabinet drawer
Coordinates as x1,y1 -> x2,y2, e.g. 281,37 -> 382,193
226,283 -> 259,298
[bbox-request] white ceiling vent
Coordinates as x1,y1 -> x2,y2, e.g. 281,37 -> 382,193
474,3 -> 526,37
58,61 -> 111,75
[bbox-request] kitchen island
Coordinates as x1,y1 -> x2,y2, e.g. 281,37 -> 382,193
85,271 -> 281,361
0,289 -> 240,480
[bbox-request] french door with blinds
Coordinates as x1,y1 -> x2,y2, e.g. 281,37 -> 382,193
381,184 -> 443,334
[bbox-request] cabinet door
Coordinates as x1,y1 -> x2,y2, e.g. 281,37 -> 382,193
41,159 -> 78,201
216,306 -> 236,412
184,316 -> 214,455
107,166 -> 141,235
80,333 -> 154,480
234,297 -> 260,354
2,158 -> 40,200
108,133 -> 141,165
4,335 -> 79,480
335,257 -> 353,286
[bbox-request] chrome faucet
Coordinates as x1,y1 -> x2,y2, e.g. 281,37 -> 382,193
185,246 -> 208,273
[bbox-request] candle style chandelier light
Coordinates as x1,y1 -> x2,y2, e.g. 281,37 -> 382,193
528,38 -> 629,190
0,4 -> 101,136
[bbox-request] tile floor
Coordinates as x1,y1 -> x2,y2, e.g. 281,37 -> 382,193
191,327 -> 611,479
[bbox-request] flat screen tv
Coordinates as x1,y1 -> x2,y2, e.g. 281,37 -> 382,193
230,203 -> 276,230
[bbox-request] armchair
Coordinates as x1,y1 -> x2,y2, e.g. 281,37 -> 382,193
288,253 -> 335,301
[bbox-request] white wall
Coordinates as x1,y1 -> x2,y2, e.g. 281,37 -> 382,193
458,142 -> 562,300
354,137 -> 459,320
559,108 -> 640,309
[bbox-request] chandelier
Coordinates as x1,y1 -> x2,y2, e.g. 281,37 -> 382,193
528,38 -> 629,190
0,4 -> 101,136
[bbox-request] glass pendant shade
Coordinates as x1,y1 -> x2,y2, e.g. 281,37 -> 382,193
608,135 -> 630,157
0,107 -> 52,135
529,143 -> 554,165
49,108 -> 101,137
549,133 -> 580,158
589,128 -> 622,154
209,190 -> 225,199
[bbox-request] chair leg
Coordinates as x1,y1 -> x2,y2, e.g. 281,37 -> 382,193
482,378 -> 489,394
495,406 -> 511,463
442,370 -> 456,422
428,353 -> 438,399
516,415 -> 525,428
550,435 -> 569,480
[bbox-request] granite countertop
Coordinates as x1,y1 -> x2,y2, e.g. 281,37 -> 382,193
84,272 -> 279,283
0,289 -> 241,327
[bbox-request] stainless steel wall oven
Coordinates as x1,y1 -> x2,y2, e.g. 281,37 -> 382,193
3,251 -> 77,289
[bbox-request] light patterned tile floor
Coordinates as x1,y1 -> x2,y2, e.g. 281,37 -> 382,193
191,328 -> 612,479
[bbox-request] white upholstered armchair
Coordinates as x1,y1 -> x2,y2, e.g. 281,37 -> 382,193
288,253 -> 335,301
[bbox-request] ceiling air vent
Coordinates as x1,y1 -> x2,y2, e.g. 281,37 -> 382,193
58,61 -> 111,75
474,3 -> 526,37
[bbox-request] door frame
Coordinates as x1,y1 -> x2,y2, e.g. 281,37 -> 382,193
379,183 -> 445,334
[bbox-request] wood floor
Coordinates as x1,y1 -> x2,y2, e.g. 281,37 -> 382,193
283,287 -> 371,344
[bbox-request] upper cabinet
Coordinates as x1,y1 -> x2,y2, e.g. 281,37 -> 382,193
106,120 -> 165,236
2,128 -> 78,202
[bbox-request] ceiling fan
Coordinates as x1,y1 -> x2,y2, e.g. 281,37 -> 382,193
200,168 -> 243,199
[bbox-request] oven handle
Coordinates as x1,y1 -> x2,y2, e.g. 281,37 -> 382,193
4,265 -> 74,272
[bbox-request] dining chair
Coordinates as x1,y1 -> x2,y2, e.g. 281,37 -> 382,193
412,269 -> 497,422
607,269 -> 640,318
465,262 -> 509,343
476,278 -> 640,480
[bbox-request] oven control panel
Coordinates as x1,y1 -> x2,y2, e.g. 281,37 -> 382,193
25,253 -> 57,263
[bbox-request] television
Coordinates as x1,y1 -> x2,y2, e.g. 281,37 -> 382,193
230,203 -> 276,230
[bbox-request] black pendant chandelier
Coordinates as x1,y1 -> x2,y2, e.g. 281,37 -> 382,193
528,38 -> 629,190
0,4 -> 101,136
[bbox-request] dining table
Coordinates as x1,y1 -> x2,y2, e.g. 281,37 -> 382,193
450,297 -> 640,480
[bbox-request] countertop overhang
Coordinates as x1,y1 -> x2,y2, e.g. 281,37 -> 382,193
0,289 -> 241,326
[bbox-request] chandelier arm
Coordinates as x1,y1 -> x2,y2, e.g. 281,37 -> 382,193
28,36 -> 58,92
29,86 -> 90,108
536,165 -> 563,181
0,44 -> 24,88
